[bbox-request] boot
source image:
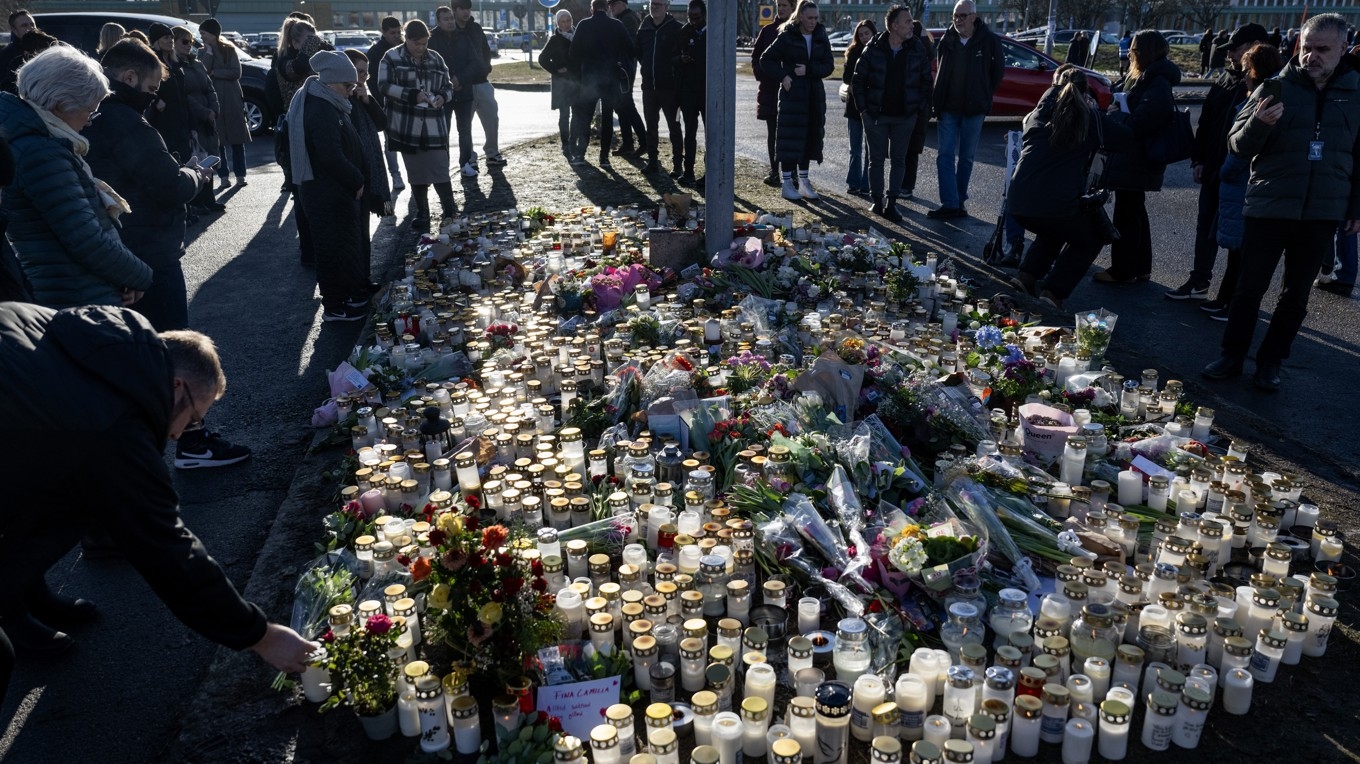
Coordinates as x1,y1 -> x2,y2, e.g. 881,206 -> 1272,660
411,195 -> 430,233
797,175 -> 819,200
763,168 -> 781,188
434,183 -> 458,222
781,177 -> 800,201
880,197 -> 903,223
28,585 -> 97,631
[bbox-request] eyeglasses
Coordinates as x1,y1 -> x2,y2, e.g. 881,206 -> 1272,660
182,382 -> 206,429
176,38 -> 192,45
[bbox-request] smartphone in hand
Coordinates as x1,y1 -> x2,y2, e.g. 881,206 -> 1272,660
1258,78 -> 1283,103
198,155 -> 221,170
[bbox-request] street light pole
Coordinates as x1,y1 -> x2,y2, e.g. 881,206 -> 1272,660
1044,0 -> 1057,56
705,0 -> 735,259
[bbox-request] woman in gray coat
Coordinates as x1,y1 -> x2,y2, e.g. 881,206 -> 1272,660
198,18 -> 250,186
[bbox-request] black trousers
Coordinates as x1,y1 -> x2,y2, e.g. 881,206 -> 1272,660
681,100 -> 705,174
447,100 -> 475,166
1108,189 -> 1152,278
299,183 -> 366,310
571,91 -> 615,161
616,70 -> 646,146
0,524 -> 81,710
1016,211 -> 1107,299
643,88 -> 682,169
1220,217 -> 1335,363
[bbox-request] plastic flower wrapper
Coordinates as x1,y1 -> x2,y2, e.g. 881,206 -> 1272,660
757,510 -> 867,616
745,397 -> 799,437
289,553 -> 358,641
825,421 -> 874,494
783,493 -> 874,597
886,493 -> 987,598
826,464 -> 873,586
558,512 -> 635,556
639,354 -> 697,410
737,293 -> 785,334
861,414 -> 929,495
1074,308 -> 1118,365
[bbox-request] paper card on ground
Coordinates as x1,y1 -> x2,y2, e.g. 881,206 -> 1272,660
536,676 -> 621,742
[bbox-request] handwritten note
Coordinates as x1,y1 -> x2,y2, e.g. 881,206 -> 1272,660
536,676 -> 621,742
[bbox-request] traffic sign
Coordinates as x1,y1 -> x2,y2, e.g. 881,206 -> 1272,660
539,0 -> 560,8
758,4 -> 775,26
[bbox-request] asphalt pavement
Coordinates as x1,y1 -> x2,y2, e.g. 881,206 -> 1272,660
0,74 -> 1355,763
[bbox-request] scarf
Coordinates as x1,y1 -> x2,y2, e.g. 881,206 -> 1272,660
287,77 -> 353,185
559,29 -> 574,42
34,103 -> 131,222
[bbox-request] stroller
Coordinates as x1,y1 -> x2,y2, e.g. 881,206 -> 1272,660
982,129 -> 1025,265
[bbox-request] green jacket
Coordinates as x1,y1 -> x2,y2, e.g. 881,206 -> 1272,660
0,93 -> 152,308
1228,55 -> 1360,221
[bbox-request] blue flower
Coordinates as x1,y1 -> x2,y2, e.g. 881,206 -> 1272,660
1003,344 -> 1025,364
976,325 -> 1004,349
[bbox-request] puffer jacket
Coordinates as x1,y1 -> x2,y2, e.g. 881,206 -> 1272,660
0,93 -> 151,308
932,19 -> 1005,117
760,22 -> 835,164
751,20 -> 783,121
0,302 -> 270,650
431,23 -> 492,102
85,81 -> 202,268
1104,56 -> 1181,192
1216,151 -> 1248,249
852,32 -> 933,121
1229,54 -> 1360,221
181,54 -> 220,145
378,45 -> 456,152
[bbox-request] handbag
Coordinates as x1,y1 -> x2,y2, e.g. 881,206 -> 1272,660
839,82 -> 851,103
1082,110 -> 1120,245
1145,105 -> 1194,165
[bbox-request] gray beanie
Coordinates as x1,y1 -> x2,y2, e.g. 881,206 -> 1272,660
309,49 -> 356,84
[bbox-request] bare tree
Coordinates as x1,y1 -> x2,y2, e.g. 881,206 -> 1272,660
1180,0 -> 1227,31
1058,0 -> 1117,29
1123,0 -> 1182,32
999,0 -> 1045,31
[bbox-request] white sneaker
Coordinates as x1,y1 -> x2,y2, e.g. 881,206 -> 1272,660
781,178 -> 800,201
461,162 -> 479,177
798,177 -> 819,200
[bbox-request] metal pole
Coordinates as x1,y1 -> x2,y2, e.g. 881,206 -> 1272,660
1044,0 -> 1057,56
705,0 -> 736,259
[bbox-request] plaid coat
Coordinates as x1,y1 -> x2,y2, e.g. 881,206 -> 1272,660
378,45 -> 456,153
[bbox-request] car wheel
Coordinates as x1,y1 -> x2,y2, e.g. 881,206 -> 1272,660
243,94 -> 268,136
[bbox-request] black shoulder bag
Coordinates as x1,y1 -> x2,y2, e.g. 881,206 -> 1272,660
1080,109 -> 1120,245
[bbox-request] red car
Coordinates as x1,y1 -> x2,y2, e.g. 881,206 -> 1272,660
927,29 -> 1114,116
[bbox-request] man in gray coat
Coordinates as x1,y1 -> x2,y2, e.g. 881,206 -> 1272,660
1203,13 -> 1360,391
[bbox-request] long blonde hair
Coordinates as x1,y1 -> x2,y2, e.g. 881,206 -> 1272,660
98,23 -> 125,55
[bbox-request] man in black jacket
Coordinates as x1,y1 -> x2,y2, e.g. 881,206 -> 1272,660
638,0 -> 684,175
608,0 -> 648,156
0,9 -> 35,94
367,16 -> 405,192
1168,23 -> 1269,303
87,39 -> 210,333
430,2 -> 491,178
674,0 -> 707,185
852,6 -> 933,223
567,0 -> 635,168
927,0 -> 1003,219
0,302 -> 314,704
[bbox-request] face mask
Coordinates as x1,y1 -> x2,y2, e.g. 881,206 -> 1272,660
125,79 -> 159,111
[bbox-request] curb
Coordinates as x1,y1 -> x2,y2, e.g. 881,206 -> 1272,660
494,81 -> 551,92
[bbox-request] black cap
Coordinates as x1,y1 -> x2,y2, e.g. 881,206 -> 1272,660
147,22 -> 172,44
199,18 -> 222,37
1223,23 -> 1269,51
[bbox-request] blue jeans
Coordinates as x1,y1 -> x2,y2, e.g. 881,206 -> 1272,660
935,111 -> 985,209
846,117 -> 868,191
1334,223 -> 1357,285
217,142 -> 247,180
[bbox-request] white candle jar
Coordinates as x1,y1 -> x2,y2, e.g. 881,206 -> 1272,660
740,697 -> 771,758
416,676 -> 451,753
607,703 -> 639,758
1139,691 -> 1178,752
1096,699 -> 1130,761
449,696 -> 480,754
896,673 -> 930,742
1303,596 -> 1338,658
1009,697 -> 1042,758
814,681 -> 853,764
1170,685 -> 1211,750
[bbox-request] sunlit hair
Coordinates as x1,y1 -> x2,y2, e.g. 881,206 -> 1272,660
97,22 -> 125,55
1128,29 -> 1168,81
781,0 -> 818,35
846,19 -> 876,62
17,46 -> 111,113
1048,67 -> 1091,150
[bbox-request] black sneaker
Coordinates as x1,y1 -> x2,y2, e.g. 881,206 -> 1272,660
322,304 -> 367,323
1207,306 -> 1230,321
1317,280 -> 1354,297
1165,281 -> 1210,300
174,430 -> 252,469
485,154 -> 508,166
881,205 -> 904,224
1200,299 -> 1228,312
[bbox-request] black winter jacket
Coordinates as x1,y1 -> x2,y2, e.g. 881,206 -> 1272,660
842,46 -> 863,120
1008,87 -> 1134,219
675,23 -> 707,107
0,301 -> 270,650
932,19 -> 1005,117
852,32 -> 933,122
752,20 -> 784,121
760,23 -> 835,164
366,37 -> 398,108
1105,57 -> 1181,192
148,57 -> 194,162
302,92 -> 366,197
85,82 -> 202,268
1229,55 -> 1360,221
1190,66 -> 1249,187
569,10 -> 635,100
540,31 -> 578,110
638,14 -> 683,92
431,23 -> 492,100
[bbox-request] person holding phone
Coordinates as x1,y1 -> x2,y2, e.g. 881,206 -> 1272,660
1203,13 -> 1360,392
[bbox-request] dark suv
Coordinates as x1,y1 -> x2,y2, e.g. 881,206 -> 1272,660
33,11 -> 275,135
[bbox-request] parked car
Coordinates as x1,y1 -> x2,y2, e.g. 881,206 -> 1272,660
1165,34 -> 1200,46
34,12 -> 277,135
496,30 -> 535,48
251,32 -> 280,57
1011,28 -> 1120,49
331,32 -> 373,52
929,29 -> 1113,116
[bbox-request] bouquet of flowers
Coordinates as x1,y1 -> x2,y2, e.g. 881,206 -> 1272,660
318,613 -> 400,716
1075,309 -> 1118,365
423,512 -> 563,685
485,321 -> 519,352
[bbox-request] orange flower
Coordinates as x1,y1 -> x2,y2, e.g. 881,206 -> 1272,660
410,556 -> 432,582
481,524 -> 509,550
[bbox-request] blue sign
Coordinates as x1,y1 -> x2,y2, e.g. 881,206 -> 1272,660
539,0 -> 560,6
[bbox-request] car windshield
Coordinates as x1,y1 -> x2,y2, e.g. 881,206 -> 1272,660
1003,39 -> 1049,70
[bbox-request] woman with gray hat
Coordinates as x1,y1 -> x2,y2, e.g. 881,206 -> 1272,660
287,49 -> 370,322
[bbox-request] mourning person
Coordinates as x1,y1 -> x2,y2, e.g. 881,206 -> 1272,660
637,0 -> 683,175
674,0 -> 707,185
760,0 -> 835,201
289,50 -> 369,323
540,9 -> 578,158
927,0 -> 1004,219
430,1 -> 499,178
0,46 -> 152,310
751,0 -> 794,186
367,16 -> 405,192
567,0 -> 635,169
853,5 -> 932,223
1203,14 -> 1360,392
608,0 -> 648,156
198,18 -> 252,187
379,20 -> 457,231
0,9 -> 36,93
0,302 -> 314,700
173,26 -> 226,213
344,48 -> 392,297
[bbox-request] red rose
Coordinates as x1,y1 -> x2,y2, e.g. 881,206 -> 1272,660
532,578 -> 548,593
465,515 -> 480,531
318,629 -> 335,643
397,554 -> 412,567
531,559 -> 544,576
505,577 -> 525,595
465,494 -> 483,510
548,716 -> 564,733
496,552 -> 513,567
428,529 -> 448,547
366,613 -> 394,634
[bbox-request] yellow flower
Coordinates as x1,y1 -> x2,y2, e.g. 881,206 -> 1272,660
428,583 -> 452,611
478,602 -> 504,626
437,512 -> 464,536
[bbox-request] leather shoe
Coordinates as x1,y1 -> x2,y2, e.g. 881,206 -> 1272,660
644,160 -> 660,174
2,611 -> 74,657
1253,361 -> 1281,392
1316,280 -> 1354,297
881,204 -> 903,224
1201,356 -> 1244,380
1092,269 -> 1151,284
